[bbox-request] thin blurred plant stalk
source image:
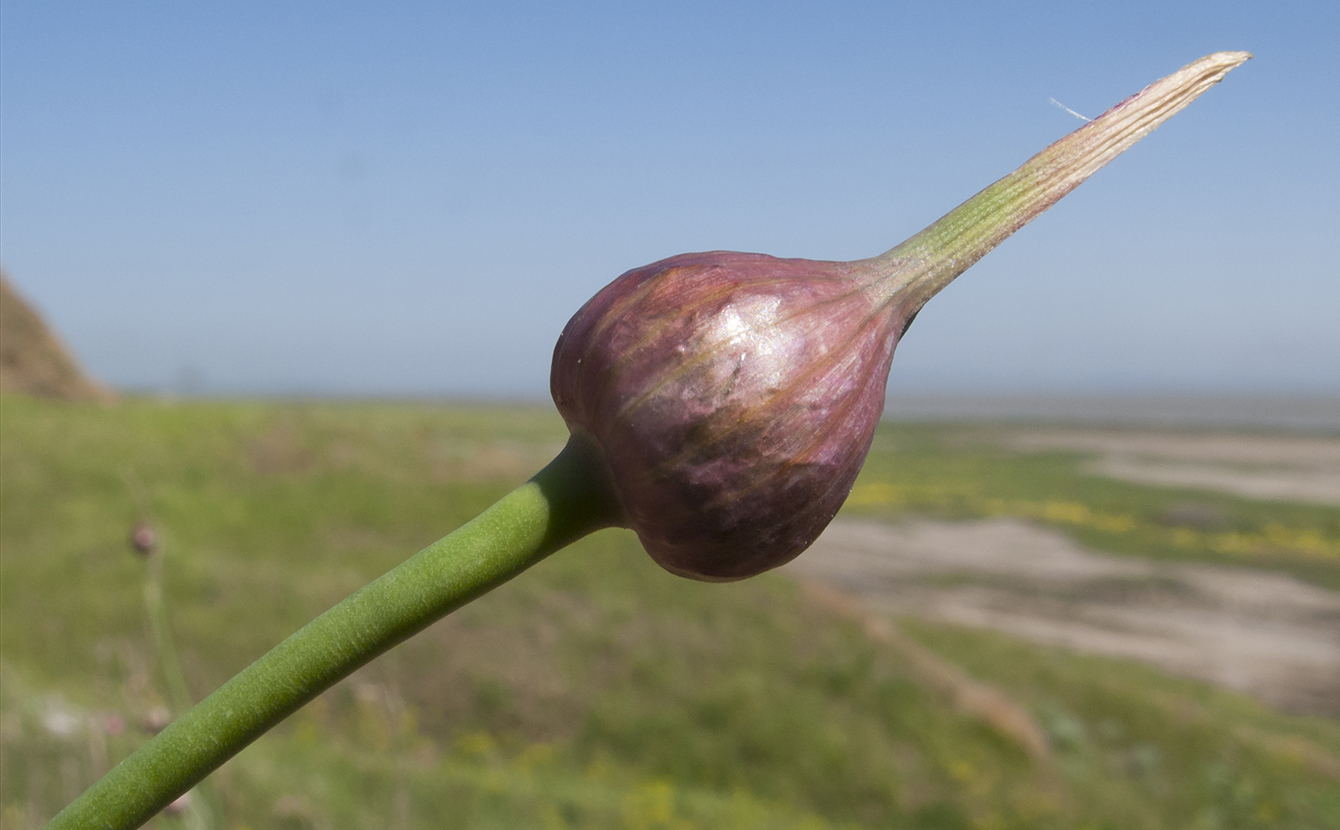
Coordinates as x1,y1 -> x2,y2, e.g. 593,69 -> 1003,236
141,538 -> 192,717
122,468 -> 218,830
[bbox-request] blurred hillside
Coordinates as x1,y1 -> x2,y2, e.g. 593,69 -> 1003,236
0,272 -> 112,403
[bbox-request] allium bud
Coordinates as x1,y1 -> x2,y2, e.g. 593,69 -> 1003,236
552,52 -> 1249,581
130,521 -> 158,556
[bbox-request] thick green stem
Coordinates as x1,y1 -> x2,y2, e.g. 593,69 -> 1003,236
47,433 -> 623,830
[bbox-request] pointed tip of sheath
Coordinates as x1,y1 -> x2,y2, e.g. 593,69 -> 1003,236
1189,51 -> 1253,81
1213,50 -> 1254,66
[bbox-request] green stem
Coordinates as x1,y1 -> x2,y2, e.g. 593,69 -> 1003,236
47,433 -> 623,830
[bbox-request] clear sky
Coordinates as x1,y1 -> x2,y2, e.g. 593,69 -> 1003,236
3,1 -> 1336,399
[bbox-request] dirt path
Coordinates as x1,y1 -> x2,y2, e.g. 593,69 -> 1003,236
786,517 -> 1340,717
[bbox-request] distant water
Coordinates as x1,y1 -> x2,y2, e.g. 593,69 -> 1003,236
881,394 -> 1340,432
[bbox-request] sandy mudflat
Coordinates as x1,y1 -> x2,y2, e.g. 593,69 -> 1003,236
787,517 -> 1340,716
882,394 -> 1340,431
1004,428 -> 1340,506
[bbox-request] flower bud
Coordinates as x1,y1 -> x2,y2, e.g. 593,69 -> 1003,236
554,252 -> 906,580
130,521 -> 157,556
552,52 -> 1249,581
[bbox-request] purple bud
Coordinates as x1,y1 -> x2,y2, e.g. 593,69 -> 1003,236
553,253 -> 906,580
552,53 -> 1249,582
130,521 -> 157,556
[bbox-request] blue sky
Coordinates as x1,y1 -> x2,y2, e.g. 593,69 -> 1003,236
3,1 -> 1337,398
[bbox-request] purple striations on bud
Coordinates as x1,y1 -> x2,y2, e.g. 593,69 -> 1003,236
552,52 -> 1250,582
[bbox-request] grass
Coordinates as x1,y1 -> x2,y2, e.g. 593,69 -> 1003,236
2,396 -> 1337,829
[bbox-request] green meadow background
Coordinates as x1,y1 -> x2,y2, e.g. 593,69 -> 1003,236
2,396 -> 1338,829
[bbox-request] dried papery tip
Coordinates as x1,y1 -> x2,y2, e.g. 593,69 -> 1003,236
877,51 -> 1252,310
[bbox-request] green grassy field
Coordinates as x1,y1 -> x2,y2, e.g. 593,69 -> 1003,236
2,396 -> 1338,829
